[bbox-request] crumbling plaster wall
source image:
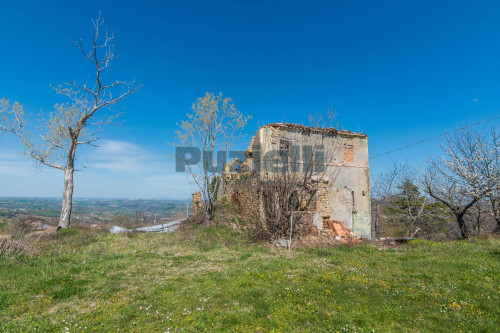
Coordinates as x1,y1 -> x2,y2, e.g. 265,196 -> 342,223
250,126 -> 371,239
328,136 -> 371,238
214,124 -> 371,239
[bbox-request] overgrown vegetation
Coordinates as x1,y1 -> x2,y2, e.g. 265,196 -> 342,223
373,175 -> 453,239
0,224 -> 498,332
4,215 -> 40,236
373,126 -> 500,242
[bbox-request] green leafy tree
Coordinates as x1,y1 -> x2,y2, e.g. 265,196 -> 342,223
175,92 -> 250,224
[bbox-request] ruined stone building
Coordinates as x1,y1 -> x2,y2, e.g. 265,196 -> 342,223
196,123 -> 371,239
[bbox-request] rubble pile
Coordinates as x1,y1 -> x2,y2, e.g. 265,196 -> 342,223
320,218 -> 361,244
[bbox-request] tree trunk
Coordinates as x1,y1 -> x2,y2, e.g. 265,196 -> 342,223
58,140 -> 76,229
494,213 -> 500,231
288,209 -> 294,251
456,213 -> 468,239
58,167 -> 74,228
491,200 -> 500,230
204,197 -> 213,227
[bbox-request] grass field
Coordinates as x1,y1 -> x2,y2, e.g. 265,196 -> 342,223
0,225 -> 499,332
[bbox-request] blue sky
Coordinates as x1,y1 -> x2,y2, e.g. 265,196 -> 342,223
0,0 -> 499,199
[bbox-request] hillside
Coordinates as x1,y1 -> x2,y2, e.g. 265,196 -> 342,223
1,225 -> 499,332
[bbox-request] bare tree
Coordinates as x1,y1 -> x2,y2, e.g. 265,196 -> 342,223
175,92 -> 250,225
0,14 -> 141,228
422,128 -> 499,238
482,128 -> 500,229
307,108 -> 338,129
372,162 -> 422,237
371,161 -> 409,200
465,200 -> 485,236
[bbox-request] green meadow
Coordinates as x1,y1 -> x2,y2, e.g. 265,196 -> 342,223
1,226 -> 499,332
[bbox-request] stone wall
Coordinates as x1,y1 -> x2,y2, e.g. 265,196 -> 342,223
221,174 -> 262,219
192,191 -> 204,215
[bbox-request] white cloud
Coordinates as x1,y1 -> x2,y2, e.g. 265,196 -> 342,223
88,140 -> 173,174
0,160 -> 34,176
0,149 -> 61,196
0,140 -> 192,198
97,140 -> 146,155
0,150 -> 52,177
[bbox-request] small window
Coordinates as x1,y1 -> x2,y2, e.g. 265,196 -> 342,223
280,139 -> 290,152
343,146 -> 354,162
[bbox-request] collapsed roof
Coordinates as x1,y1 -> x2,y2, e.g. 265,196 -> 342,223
262,123 -> 367,138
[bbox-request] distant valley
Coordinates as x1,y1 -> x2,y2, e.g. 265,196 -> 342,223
0,197 -> 189,226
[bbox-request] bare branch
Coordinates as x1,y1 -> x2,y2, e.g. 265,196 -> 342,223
421,127 -> 499,237
1,13 -> 141,229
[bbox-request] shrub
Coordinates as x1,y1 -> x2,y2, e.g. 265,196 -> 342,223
111,214 -> 134,228
4,215 -> 39,235
0,236 -> 39,257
